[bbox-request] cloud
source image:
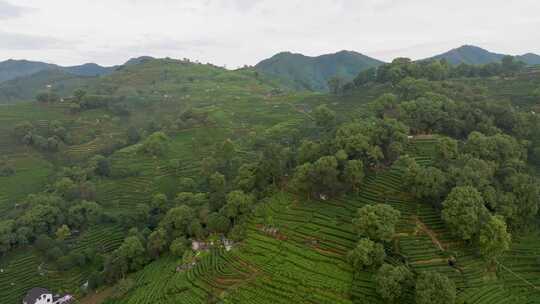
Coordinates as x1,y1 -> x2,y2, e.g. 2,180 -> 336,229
0,1 -> 33,19
0,31 -> 71,50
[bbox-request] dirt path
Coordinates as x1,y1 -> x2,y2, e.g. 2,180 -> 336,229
79,287 -> 114,304
413,216 -> 446,251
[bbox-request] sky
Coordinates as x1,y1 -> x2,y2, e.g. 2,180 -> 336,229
0,0 -> 539,68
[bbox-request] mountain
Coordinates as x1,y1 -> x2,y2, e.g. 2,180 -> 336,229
255,50 -> 384,91
123,56 -> 155,66
0,59 -> 116,83
427,45 -> 540,65
0,69 -> 92,103
0,59 -> 56,83
516,53 -> 540,65
63,63 -> 116,77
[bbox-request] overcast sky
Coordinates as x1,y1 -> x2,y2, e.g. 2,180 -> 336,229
0,0 -> 539,67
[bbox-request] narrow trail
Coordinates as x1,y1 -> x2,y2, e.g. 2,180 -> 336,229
413,215 -> 446,251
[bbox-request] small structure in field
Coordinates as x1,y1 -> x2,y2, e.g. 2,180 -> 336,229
22,288 -> 73,304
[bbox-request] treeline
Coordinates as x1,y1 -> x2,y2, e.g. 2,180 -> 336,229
340,55 -> 527,92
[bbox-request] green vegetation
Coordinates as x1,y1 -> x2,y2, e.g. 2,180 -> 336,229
255,50 -> 383,91
0,54 -> 539,304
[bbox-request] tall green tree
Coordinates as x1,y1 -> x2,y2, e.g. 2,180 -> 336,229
415,272 -> 456,304
353,204 -> 401,242
479,215 -> 511,263
442,186 -> 488,241
347,238 -> 385,269
375,264 -> 414,303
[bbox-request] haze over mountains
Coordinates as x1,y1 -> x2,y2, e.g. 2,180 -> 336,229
0,45 -> 539,96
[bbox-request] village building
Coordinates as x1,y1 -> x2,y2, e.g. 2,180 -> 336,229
22,288 -> 72,304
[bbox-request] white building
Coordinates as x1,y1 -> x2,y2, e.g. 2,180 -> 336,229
22,288 -> 72,304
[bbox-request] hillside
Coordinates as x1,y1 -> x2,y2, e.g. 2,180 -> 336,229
0,59 -> 116,84
0,57 -> 538,304
0,69 -> 93,103
427,45 -> 540,65
255,50 -> 384,91
0,59 -> 56,83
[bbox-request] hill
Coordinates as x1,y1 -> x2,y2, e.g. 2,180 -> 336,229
426,45 -> 540,65
255,50 -> 384,91
0,69 -> 93,103
0,59 -> 56,83
0,56 -> 539,304
0,59 -> 116,84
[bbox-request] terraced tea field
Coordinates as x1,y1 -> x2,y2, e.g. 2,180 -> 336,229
108,138 -> 539,304
0,226 -> 124,304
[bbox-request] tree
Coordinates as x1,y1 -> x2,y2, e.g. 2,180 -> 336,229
73,89 -> 87,103
434,137 -> 458,165
13,121 -> 33,141
55,225 -> 71,241
160,205 -> 195,237
170,237 -> 188,257
0,220 -> 15,254
116,236 -> 148,271
375,264 -> 414,303
234,164 -> 257,192
291,156 -> 340,197
94,155 -> 111,177
36,91 -> 59,103
371,118 -> 409,163
147,228 -> 168,258
347,238 -> 385,269
410,166 -> 449,206
313,105 -> 336,129
501,173 -> 540,228
150,193 -> 168,213
415,272 -> 456,304
371,93 -> 401,119
335,123 -> 383,164
442,186 -> 488,241
464,132 -> 524,165
297,140 -> 323,165
68,201 -> 104,228
353,204 -> 401,242
479,215 -> 511,262
343,160 -> 364,192
209,172 -> 226,211
140,132 -> 169,156
222,190 -> 254,220
327,76 -> 346,95
207,212 -> 230,234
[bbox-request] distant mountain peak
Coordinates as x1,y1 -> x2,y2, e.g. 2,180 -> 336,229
255,50 -> 384,91
426,45 -> 540,66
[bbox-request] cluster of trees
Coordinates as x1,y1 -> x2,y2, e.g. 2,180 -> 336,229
348,56 -> 526,89
0,159 -> 114,257
347,204 -> 456,304
13,120 -> 69,152
290,105 -> 409,199
400,131 -> 537,262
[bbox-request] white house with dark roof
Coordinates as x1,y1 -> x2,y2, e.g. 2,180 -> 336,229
22,288 -> 72,304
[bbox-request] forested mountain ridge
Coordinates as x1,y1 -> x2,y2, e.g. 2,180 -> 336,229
426,45 -> 540,65
255,50 -> 384,91
0,54 -> 539,304
0,59 -> 116,83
